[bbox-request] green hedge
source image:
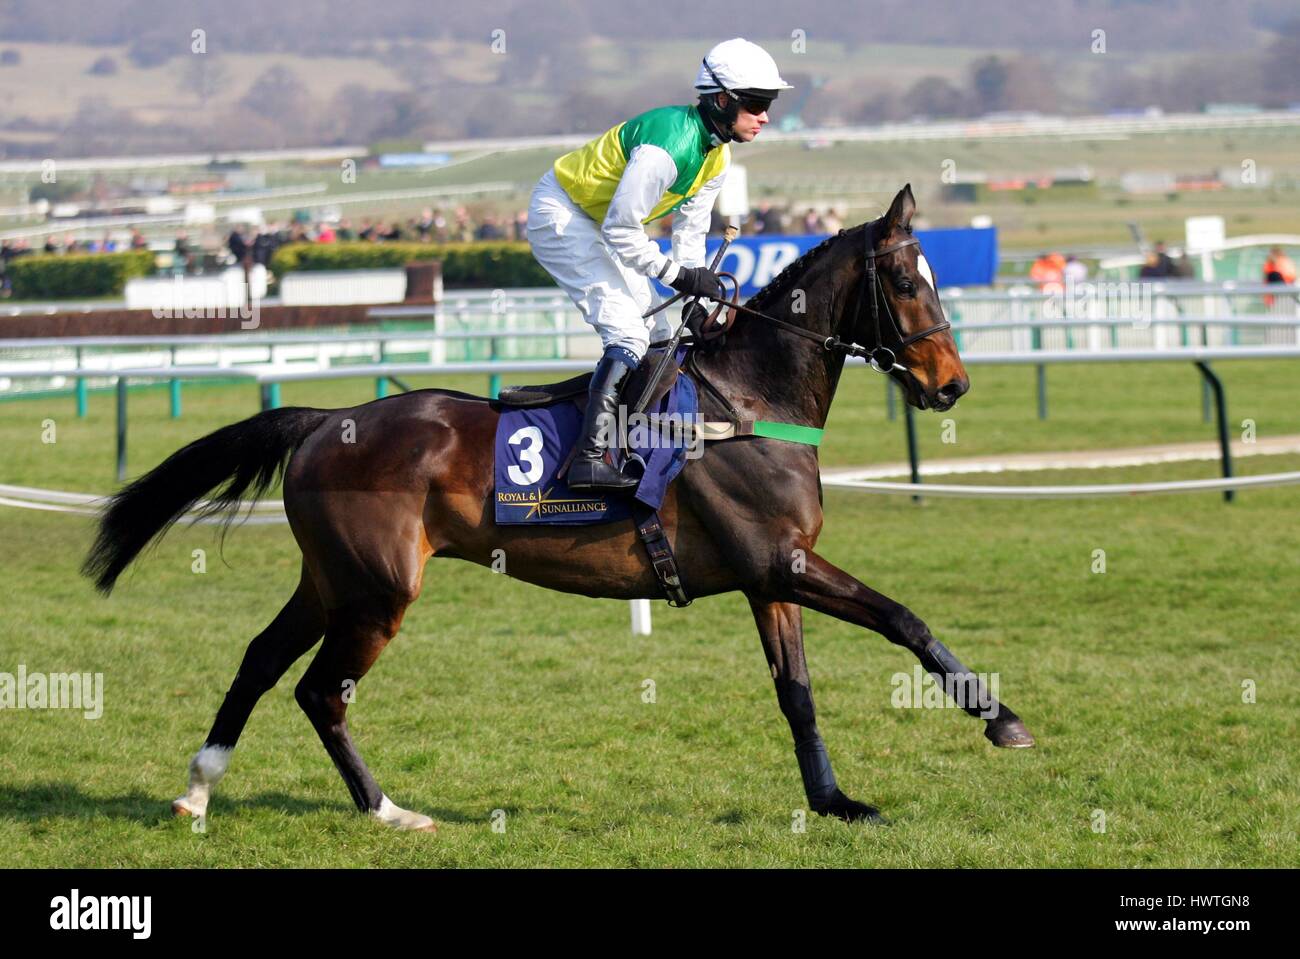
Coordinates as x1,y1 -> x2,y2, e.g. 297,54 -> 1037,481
7,250 -> 155,299
269,241 -> 554,288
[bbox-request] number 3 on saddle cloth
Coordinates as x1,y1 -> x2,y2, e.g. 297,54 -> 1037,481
493,351 -> 699,605
493,365 -> 697,526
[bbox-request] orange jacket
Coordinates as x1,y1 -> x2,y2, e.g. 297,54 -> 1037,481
1263,254 -> 1296,284
1029,257 -> 1064,293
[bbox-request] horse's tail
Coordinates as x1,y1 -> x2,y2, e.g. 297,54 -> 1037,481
81,406 -> 330,595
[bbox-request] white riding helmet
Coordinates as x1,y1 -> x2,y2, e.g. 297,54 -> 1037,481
694,38 -> 793,97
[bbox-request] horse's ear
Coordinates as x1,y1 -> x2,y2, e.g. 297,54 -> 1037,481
884,184 -> 916,235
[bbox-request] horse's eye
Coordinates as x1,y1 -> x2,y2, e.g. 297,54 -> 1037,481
898,280 -> 915,294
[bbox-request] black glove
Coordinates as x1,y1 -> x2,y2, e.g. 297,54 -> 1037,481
668,265 -> 724,300
682,301 -> 710,339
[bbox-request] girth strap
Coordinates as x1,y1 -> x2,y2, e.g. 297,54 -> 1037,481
632,503 -> 690,608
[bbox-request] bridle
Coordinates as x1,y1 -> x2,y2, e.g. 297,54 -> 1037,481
647,222 -> 952,378
856,224 -> 951,375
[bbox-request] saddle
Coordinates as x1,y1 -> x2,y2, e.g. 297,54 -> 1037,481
495,345 -> 683,413
493,345 -> 691,608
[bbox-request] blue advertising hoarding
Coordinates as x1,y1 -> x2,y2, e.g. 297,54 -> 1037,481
652,227 -> 998,297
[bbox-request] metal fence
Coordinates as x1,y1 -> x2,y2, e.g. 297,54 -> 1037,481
3,282 -> 1300,409
942,282 -> 1300,353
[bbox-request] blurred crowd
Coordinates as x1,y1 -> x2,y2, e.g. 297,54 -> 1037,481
2,229 -> 153,293
1028,251 -> 1090,292
1027,247 -> 1200,291
737,202 -> 846,236
2,200 -> 866,296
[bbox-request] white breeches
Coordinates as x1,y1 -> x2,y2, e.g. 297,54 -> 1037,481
526,169 -> 672,361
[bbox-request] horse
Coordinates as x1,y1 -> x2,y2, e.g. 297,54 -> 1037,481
81,185 -> 1034,833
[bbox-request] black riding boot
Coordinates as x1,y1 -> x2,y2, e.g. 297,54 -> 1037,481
567,350 -> 640,493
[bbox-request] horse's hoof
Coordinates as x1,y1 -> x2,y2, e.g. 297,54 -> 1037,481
814,792 -> 889,825
171,797 -> 201,817
372,796 -> 438,833
985,718 -> 1036,748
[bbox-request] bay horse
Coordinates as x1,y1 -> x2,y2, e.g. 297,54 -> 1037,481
81,185 -> 1034,832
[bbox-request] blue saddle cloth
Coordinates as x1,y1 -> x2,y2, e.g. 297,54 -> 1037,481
494,363 -> 698,526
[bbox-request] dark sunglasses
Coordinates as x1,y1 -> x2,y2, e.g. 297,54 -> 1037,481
736,96 -> 773,115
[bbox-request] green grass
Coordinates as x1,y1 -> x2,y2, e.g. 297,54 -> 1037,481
0,360 -> 1298,867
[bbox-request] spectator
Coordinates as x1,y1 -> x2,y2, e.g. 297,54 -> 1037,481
173,231 -> 194,273
1063,254 -> 1088,286
475,214 -> 503,241
453,207 -> 473,243
1138,251 -> 1162,279
336,219 -> 356,242
227,225 -> 249,264
252,228 -> 276,267
764,203 -> 789,234
1262,245 -> 1296,308
415,207 -> 434,241
0,239 -> 14,295
822,206 -> 844,234
801,208 -> 823,234
1150,240 -> 1176,278
513,210 -> 528,242
1263,245 -> 1295,285
1029,252 -> 1064,293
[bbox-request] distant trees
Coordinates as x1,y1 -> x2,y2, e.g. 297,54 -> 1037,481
970,56 -> 1009,115
903,77 -> 966,120
181,55 -> 231,108
0,2 -> 1296,150
554,91 -> 619,134
0,0 -> 1284,56
895,56 -> 1059,122
1263,18 -> 1300,105
127,34 -> 175,69
240,66 -> 311,123
87,55 -> 118,76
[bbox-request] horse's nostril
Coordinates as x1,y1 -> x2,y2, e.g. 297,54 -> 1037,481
937,380 -> 968,404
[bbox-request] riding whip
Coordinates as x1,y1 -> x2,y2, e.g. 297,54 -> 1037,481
632,225 -> 738,416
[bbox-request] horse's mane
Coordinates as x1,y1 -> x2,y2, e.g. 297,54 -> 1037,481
745,220 -> 869,312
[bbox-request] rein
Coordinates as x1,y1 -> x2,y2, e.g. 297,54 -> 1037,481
645,224 -> 951,376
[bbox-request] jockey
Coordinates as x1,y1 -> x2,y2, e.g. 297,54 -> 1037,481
527,37 -> 791,492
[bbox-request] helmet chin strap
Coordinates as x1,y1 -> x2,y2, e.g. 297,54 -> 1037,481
698,92 -> 741,143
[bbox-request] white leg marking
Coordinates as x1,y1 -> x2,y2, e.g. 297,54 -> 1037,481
371,794 -> 437,832
172,745 -> 233,818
